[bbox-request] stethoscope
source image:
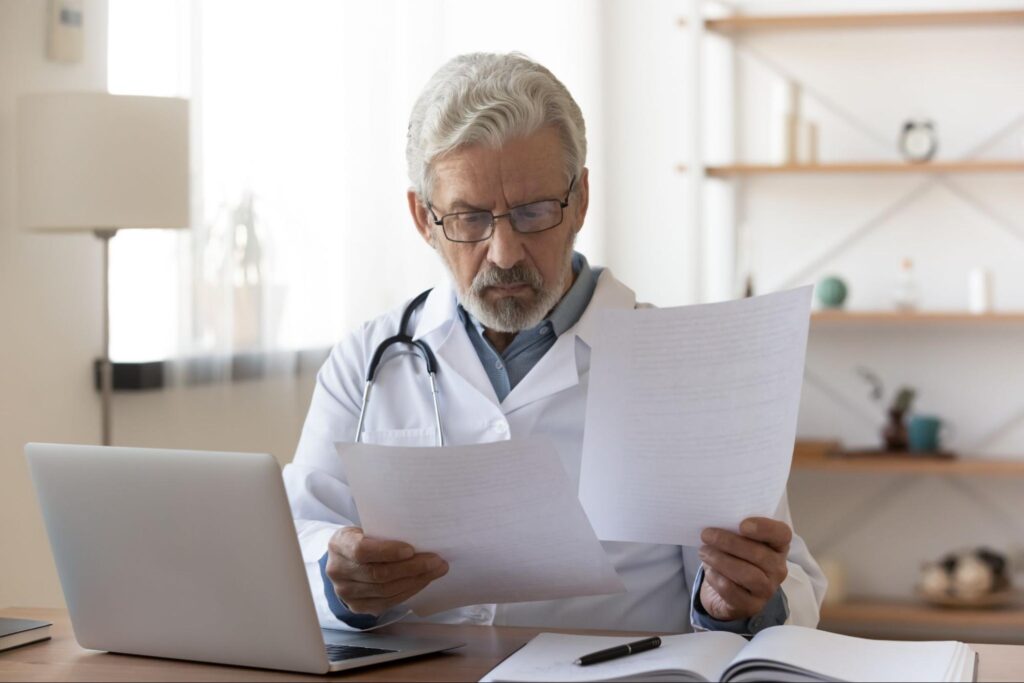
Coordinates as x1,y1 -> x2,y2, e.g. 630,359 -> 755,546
353,289 -> 445,446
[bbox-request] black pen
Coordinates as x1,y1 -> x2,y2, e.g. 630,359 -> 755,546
574,636 -> 662,666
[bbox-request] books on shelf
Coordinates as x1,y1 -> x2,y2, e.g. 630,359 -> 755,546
0,617 -> 51,653
481,626 -> 977,682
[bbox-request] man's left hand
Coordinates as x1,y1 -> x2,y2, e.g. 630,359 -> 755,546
698,517 -> 792,622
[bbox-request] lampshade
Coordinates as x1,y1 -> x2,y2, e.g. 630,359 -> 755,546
17,92 -> 190,232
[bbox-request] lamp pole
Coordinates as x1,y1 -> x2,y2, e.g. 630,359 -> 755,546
96,228 -> 118,446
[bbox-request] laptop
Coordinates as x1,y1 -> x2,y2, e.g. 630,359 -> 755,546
25,442 -> 463,674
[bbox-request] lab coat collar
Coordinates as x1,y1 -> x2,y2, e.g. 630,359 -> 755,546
570,269 -> 638,348
500,269 -> 637,414
410,268 -> 638,414
412,277 -> 501,405
412,276 -> 459,343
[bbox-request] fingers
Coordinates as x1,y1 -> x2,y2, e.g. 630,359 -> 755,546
700,527 -> 788,584
702,567 -> 762,617
699,546 -> 775,600
329,527 -> 416,563
738,517 -> 793,553
336,564 -> 447,602
324,527 -> 450,616
340,579 -> 445,617
334,552 -> 447,585
699,520 -> 791,619
331,560 -> 449,616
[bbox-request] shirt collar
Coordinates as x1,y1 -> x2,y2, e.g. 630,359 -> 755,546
547,252 -> 598,337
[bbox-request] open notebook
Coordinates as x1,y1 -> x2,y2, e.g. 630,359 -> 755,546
480,626 -> 977,683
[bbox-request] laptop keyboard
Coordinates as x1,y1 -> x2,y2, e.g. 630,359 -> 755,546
325,643 -> 398,662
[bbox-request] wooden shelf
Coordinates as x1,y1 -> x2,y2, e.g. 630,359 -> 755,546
690,10 -> 1024,33
811,311 -> 1024,325
821,599 -> 1024,631
792,442 -> 1024,477
700,160 -> 1024,177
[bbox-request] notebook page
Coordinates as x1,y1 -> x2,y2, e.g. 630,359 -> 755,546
724,626 -> 964,682
579,287 -> 812,546
480,632 -> 748,683
337,438 -> 625,616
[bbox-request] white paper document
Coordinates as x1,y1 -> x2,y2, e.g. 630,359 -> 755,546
578,286 -> 813,546
337,438 -> 625,616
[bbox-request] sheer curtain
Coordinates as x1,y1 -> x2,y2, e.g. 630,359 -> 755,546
108,0 -> 604,379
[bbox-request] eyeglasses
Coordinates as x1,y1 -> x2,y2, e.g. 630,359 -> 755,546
428,176 -> 576,243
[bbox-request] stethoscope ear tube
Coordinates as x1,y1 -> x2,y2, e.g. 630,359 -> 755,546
353,289 -> 444,446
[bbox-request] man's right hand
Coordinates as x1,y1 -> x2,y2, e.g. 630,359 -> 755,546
325,526 -> 449,617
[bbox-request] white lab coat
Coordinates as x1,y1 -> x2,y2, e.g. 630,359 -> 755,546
283,269 -> 826,633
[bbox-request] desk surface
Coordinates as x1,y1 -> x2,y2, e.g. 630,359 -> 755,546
2,607 -> 1022,682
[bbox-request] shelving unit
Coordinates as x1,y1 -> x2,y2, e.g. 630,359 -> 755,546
810,311 -> 1024,325
791,440 -> 1024,643
678,5 -> 1024,301
704,160 -> 1024,177
792,442 -> 1024,477
697,10 -> 1024,33
820,600 -> 1024,644
681,5 -> 1024,645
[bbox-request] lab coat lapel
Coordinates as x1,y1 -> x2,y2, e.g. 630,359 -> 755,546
413,280 -> 501,406
500,270 -> 637,414
499,333 -> 580,414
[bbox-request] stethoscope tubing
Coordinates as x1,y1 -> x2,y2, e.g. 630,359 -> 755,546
353,289 -> 444,446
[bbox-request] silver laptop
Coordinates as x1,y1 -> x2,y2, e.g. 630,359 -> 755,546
25,442 -> 463,674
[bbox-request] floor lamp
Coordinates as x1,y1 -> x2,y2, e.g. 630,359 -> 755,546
17,92 -> 190,446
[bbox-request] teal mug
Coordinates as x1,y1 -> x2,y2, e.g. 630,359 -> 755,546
908,415 -> 953,453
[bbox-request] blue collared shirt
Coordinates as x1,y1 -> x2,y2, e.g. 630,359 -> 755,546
320,251 -> 789,634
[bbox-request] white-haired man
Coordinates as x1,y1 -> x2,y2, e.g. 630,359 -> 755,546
283,53 -> 826,634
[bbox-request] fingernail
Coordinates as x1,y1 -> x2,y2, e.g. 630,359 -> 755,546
741,520 -> 757,535
701,529 -> 713,543
399,546 -> 415,560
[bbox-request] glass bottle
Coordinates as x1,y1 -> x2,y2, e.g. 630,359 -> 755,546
893,258 -> 920,311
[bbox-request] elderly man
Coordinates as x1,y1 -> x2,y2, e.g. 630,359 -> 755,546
283,52 -> 826,634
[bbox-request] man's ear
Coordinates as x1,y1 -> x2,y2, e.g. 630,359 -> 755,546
408,189 -> 435,248
573,167 -> 590,234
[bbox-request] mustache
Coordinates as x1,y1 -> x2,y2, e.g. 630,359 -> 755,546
471,264 -> 543,293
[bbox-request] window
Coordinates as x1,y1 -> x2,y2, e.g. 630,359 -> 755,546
107,0 -> 603,366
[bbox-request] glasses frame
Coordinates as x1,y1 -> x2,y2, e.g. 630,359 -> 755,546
427,176 -> 576,244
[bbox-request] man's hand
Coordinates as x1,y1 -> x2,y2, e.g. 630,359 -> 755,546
325,527 -> 449,617
698,517 -> 791,622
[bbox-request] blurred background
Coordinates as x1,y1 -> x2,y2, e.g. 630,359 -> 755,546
2,0 -> 1023,644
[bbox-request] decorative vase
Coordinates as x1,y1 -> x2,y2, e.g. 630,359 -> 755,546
816,276 -> 848,309
882,408 -> 908,451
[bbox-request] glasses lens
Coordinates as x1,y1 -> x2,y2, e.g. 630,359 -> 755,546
510,200 -> 562,233
444,211 -> 493,242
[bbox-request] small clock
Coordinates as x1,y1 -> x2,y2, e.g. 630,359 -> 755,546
899,119 -> 938,163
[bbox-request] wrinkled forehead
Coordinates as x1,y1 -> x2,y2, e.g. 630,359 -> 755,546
429,127 -> 567,210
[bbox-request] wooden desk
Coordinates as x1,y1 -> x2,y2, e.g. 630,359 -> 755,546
2,607 -> 1023,682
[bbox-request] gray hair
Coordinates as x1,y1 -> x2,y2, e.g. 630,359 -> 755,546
406,52 -> 587,201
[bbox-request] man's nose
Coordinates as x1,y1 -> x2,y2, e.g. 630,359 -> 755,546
486,215 -> 526,270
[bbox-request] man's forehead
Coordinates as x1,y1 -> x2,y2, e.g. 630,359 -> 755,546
430,131 -> 565,207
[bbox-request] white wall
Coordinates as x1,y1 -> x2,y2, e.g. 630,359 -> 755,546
0,0 -> 109,609
600,0 -> 696,307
